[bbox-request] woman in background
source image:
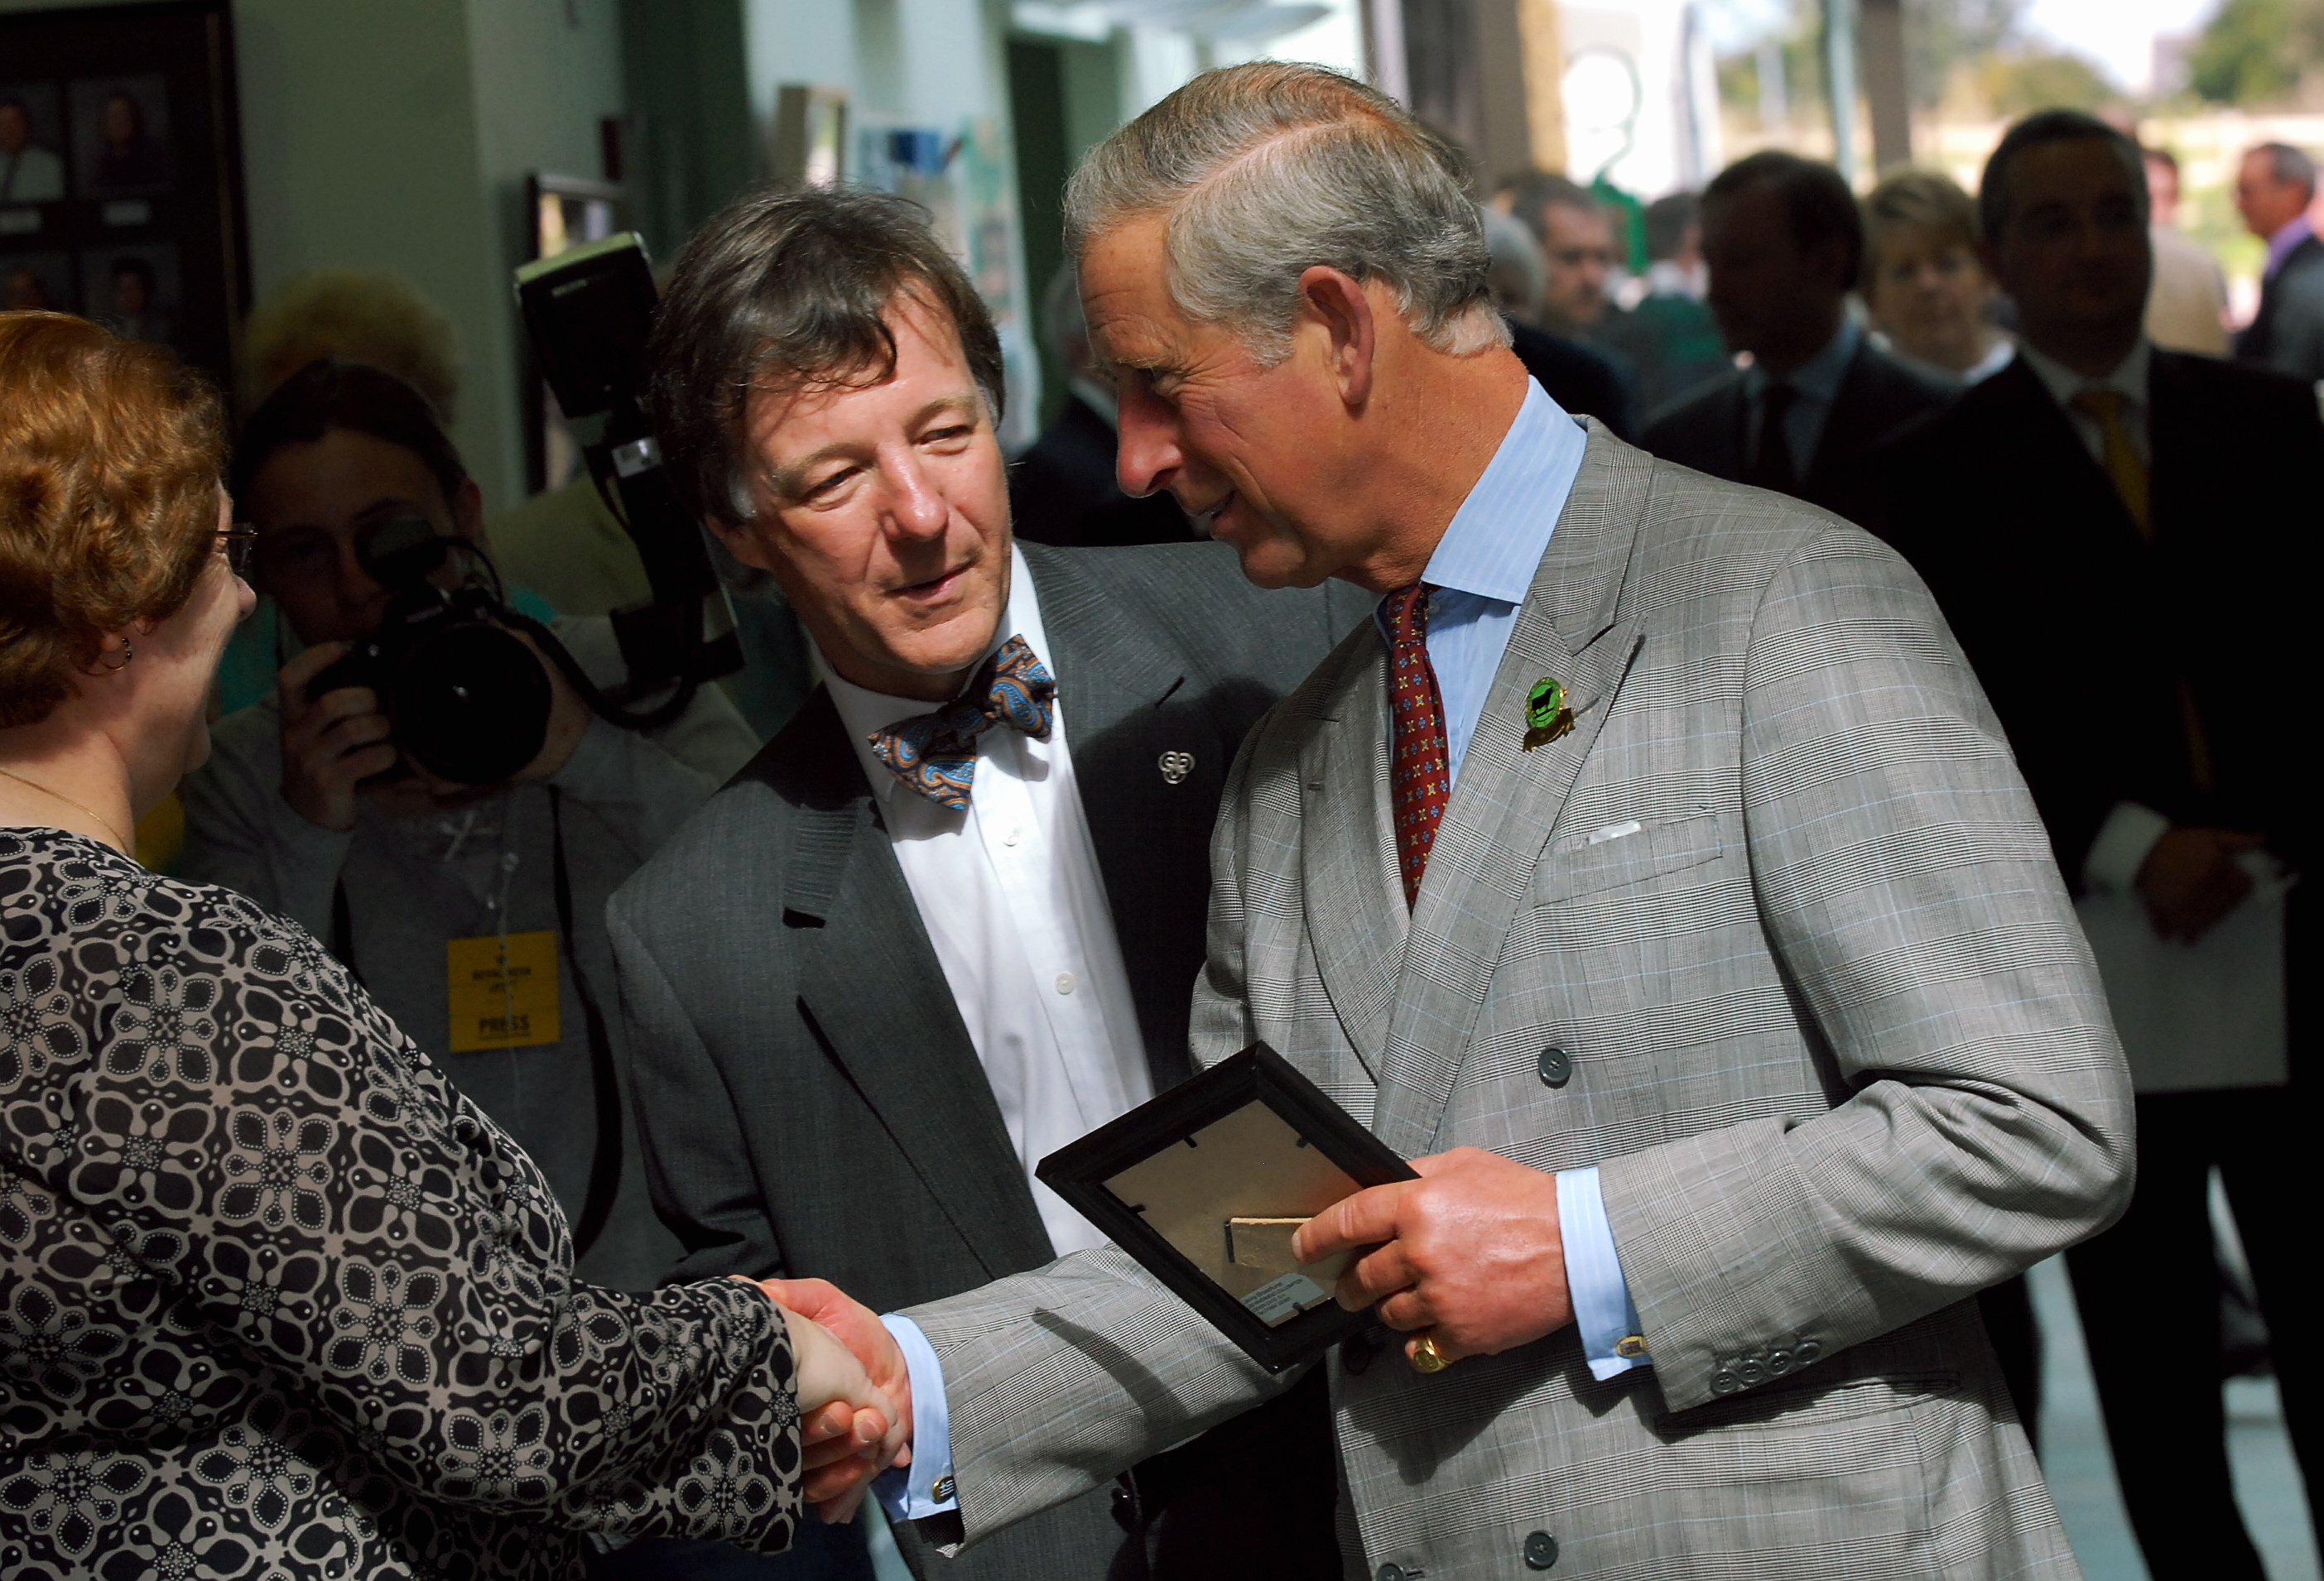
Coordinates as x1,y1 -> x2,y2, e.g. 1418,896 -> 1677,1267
1862,170 -> 2015,384
0,310 -> 893,1579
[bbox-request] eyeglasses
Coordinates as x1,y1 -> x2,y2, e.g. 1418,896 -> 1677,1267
217,523 -> 258,577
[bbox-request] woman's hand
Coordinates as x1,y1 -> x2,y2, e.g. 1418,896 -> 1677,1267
777,1303 -> 910,1523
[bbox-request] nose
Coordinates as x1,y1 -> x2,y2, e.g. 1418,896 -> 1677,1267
336,538 -> 387,624
1113,376 -> 1181,500
883,449 -> 951,541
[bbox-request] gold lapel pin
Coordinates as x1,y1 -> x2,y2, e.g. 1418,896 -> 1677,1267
1523,676 -> 1575,752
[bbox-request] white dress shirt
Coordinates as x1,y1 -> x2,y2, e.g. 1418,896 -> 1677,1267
823,544 -> 1153,1258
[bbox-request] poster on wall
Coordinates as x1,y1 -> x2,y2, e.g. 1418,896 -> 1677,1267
0,1 -> 250,390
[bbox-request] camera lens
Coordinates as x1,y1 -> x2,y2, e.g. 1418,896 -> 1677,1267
387,622 -> 551,785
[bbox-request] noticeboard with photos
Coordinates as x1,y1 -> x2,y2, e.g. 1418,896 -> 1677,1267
0,0 -> 248,387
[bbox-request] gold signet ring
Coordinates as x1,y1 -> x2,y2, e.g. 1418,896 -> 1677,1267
1409,1333 -> 1451,1373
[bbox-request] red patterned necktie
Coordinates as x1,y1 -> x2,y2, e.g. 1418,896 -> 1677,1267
1384,584 -> 1451,907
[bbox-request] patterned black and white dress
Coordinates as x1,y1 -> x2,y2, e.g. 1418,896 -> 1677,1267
0,829 -> 803,1579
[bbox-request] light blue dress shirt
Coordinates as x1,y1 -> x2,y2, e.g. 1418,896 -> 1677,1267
877,380 -> 1648,1522
1740,318 -> 1860,486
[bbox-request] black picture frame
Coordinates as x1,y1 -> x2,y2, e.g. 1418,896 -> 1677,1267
0,1 -> 248,392
1037,1044 -> 1417,1373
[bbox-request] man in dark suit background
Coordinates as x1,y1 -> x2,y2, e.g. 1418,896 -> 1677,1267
1008,264 -> 1197,547
2233,141 -> 2324,382
1644,151 -> 1952,529
609,187 -> 1364,1580
1879,109 -> 2321,1581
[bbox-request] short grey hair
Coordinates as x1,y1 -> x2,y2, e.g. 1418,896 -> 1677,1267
1063,61 -> 1506,364
2252,141 -> 2318,201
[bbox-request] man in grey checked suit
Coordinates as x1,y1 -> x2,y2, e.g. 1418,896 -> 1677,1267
608,188 -> 1365,1579
782,63 -> 2135,1579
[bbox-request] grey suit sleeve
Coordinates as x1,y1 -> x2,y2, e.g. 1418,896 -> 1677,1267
608,895 -> 787,1285
1598,525 -> 2135,1412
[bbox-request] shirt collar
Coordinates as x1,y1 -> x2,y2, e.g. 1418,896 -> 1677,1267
2015,335 -> 2152,413
823,541 -> 1048,809
1741,318 -> 1860,404
1412,377 -> 1587,608
2266,214 -> 2316,278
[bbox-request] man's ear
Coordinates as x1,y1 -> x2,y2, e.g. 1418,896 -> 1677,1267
706,513 -> 782,574
1298,265 -> 1378,410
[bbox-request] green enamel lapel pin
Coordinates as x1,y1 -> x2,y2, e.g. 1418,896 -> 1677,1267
1523,675 -> 1575,752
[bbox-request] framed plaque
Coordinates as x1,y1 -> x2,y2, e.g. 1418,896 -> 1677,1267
1037,1044 -> 1416,1373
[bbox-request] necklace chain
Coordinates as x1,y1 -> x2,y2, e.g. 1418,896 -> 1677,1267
0,766 -> 135,855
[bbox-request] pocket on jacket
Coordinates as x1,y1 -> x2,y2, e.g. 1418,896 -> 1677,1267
1528,810 -> 1727,905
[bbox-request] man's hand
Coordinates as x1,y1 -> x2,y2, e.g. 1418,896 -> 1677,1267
277,643 -> 397,831
2136,827 -> 2264,942
1293,1146 -> 1572,1368
762,1278 -> 913,1517
774,1300 -> 908,1524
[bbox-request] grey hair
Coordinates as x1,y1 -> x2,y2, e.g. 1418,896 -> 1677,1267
1063,61 -> 1506,364
2253,141 -> 2319,200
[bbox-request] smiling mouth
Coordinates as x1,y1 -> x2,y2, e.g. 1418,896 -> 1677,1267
1189,490 -> 1237,533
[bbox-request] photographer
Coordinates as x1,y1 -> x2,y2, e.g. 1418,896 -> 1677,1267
181,357 -> 757,1290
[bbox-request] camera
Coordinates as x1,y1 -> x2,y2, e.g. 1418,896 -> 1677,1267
305,514 -> 551,786
515,233 -> 741,704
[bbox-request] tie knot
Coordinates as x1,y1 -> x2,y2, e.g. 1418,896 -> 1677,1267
1385,583 -> 1434,645
2071,388 -> 2128,424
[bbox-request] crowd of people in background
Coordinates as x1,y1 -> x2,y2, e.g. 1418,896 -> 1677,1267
5,72 -> 2320,1581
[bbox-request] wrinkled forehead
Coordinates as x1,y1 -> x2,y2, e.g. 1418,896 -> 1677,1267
1075,216 -> 1193,369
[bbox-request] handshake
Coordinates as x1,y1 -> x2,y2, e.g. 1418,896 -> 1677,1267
753,1277 -> 918,1523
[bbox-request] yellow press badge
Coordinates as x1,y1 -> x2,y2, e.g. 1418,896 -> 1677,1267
446,931 -> 561,1051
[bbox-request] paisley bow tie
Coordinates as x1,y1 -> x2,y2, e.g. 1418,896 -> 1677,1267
868,635 -> 1056,811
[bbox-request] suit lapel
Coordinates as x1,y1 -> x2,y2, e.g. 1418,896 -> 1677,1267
1369,425 -> 1651,1160
777,695 -> 1056,1281
1297,628 -> 1407,1082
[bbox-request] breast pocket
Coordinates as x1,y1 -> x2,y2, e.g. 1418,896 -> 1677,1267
1527,810 -> 1728,904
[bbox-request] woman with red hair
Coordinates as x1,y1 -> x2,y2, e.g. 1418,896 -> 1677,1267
0,312 -> 895,1579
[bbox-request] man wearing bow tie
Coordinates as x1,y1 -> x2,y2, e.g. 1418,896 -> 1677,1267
605,185 -> 1365,1579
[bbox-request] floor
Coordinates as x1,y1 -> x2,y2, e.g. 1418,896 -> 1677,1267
2030,1254 -> 2318,1581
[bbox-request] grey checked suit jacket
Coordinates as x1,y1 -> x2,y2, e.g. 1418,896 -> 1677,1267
609,542 -> 1368,1578
902,425 -> 2134,1579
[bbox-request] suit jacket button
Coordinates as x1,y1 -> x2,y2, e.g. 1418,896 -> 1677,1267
1736,1358 -> 1766,1386
1524,1531 -> 1561,1569
1796,1338 -> 1821,1363
1711,1370 -> 1740,1395
1376,1565 -> 1407,1581
1344,1334 -> 1374,1375
1537,1046 -> 1572,1086
1767,1348 -> 1794,1374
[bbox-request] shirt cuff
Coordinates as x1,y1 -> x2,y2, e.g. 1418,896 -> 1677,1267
1557,1165 -> 1652,1382
872,1314 -> 957,1520
2082,801 -> 2172,894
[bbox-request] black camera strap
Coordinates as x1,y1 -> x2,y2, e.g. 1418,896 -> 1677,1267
549,786 -> 624,1261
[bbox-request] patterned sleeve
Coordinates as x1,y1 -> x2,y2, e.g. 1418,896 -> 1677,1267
14,852 -> 804,1550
